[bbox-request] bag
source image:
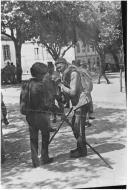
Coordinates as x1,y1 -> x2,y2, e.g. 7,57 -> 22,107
20,80 -> 31,115
77,67 -> 93,92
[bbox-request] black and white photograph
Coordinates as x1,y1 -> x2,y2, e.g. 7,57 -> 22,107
1,0 -> 127,189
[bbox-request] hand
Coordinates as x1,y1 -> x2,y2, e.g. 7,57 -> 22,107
58,82 -> 64,91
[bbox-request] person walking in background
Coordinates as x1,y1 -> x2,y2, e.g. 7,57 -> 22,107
97,58 -> 110,84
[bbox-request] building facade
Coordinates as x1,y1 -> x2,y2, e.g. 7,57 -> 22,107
1,34 -> 75,74
75,40 -> 116,71
1,34 -> 16,68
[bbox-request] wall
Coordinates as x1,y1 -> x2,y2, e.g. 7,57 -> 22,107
75,40 -> 100,70
1,40 -> 16,68
1,39 -> 75,73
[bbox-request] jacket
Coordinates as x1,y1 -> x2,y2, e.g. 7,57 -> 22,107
62,65 -> 91,109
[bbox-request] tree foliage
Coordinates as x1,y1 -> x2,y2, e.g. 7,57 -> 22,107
78,1 -> 123,69
1,1 -> 36,82
1,1 -> 122,81
25,1 -> 98,60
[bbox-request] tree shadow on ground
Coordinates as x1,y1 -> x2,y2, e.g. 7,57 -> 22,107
92,72 -> 123,84
1,84 -> 21,89
1,104 -> 126,189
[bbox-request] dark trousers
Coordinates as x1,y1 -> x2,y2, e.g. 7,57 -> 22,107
98,72 -> 110,84
71,103 -> 90,153
26,112 -> 50,167
1,126 -> 6,163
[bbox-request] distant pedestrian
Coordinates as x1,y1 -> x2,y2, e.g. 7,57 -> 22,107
97,60 -> 110,84
10,62 -> 16,84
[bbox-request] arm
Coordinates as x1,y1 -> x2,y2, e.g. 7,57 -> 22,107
61,71 -> 80,96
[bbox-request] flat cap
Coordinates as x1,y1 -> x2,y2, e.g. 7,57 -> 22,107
30,62 -> 48,77
55,57 -> 67,65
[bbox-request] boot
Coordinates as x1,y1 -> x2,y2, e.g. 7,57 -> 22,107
70,148 -> 78,154
33,162 -> 40,168
70,137 -> 87,158
70,149 -> 87,158
107,81 -> 110,84
41,157 -> 54,165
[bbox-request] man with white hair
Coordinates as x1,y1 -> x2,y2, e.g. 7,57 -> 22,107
55,57 -> 92,158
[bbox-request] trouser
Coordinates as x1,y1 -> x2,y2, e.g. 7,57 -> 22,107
98,73 -> 110,83
71,103 -> 90,153
1,126 -> 6,162
26,112 -> 50,167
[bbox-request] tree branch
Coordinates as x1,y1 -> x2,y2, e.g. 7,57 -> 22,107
61,43 -> 73,57
1,31 -> 13,40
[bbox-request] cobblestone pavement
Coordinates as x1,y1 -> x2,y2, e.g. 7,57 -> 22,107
1,72 -> 126,189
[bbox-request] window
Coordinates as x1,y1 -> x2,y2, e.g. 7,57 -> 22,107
87,45 -> 90,52
76,42 -> 80,53
3,45 -> 11,61
34,47 -> 39,59
82,44 -> 85,53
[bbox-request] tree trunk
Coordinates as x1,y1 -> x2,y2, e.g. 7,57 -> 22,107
111,51 -> 120,71
14,41 -> 22,83
97,52 -> 110,84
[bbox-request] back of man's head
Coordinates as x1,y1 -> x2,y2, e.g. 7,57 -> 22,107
55,57 -> 67,66
30,62 -> 48,79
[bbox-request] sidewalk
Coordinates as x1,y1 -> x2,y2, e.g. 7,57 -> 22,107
1,72 -> 127,189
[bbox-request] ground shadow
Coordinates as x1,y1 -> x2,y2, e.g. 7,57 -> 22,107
1,97 -> 126,188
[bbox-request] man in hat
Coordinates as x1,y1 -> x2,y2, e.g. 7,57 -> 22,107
55,57 -> 92,158
20,62 -> 53,167
44,62 -> 64,122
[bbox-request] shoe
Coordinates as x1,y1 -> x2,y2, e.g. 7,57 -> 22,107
33,161 -> 40,168
33,163 -> 39,168
70,148 -> 78,154
107,81 -> 110,84
89,116 -> 95,120
41,157 -> 54,165
70,150 -> 87,158
49,127 -> 57,132
85,122 -> 92,127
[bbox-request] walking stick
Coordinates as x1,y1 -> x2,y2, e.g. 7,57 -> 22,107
49,107 -> 73,144
63,117 -> 113,170
86,142 -> 113,169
